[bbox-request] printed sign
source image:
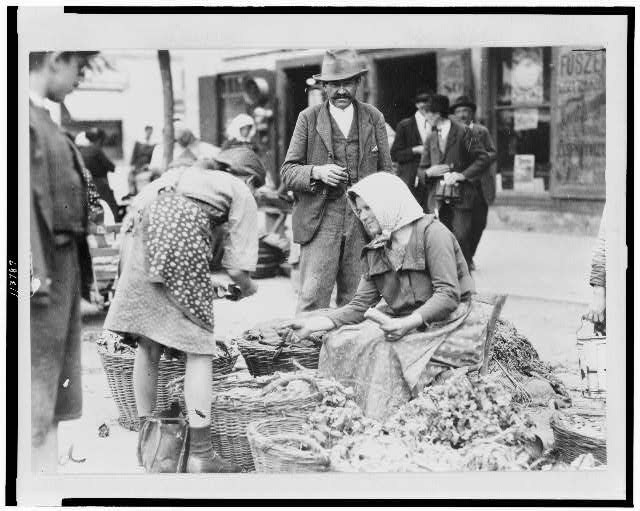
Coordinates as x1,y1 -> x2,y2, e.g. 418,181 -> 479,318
437,51 -> 472,103
514,108 -> 539,131
552,47 -> 606,196
511,48 -> 544,105
513,154 -> 535,184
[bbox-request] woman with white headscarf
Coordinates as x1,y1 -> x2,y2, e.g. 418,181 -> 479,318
222,113 -> 258,151
282,172 -> 493,421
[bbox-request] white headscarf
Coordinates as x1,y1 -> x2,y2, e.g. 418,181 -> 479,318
226,113 -> 256,142
348,172 -> 424,269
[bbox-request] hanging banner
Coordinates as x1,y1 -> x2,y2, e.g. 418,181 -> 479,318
511,48 -> 544,104
551,47 -> 606,198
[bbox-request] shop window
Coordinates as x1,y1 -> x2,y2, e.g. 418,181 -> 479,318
492,47 -> 552,193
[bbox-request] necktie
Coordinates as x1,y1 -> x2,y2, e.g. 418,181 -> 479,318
437,128 -> 446,154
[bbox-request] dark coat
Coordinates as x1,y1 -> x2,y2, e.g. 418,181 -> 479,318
281,99 -> 393,245
30,102 -> 94,304
470,122 -> 497,205
418,120 -> 489,211
390,116 -> 423,188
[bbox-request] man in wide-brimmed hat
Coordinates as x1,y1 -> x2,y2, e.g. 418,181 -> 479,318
390,90 -> 434,196
29,50 -> 100,473
450,95 -> 497,271
417,94 -> 489,268
281,49 -> 393,312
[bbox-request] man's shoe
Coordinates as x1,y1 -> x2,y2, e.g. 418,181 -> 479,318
186,452 -> 243,473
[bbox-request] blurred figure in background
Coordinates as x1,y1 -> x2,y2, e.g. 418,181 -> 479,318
77,127 -> 119,219
130,125 -> 156,171
584,203 -> 606,334
391,91 -> 432,199
222,113 -> 258,152
149,121 -> 220,174
29,49 -> 99,473
450,95 -> 497,271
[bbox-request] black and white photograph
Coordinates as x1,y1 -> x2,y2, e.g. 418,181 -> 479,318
12,6 -> 630,506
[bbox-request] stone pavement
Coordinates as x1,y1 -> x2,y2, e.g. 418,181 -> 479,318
63,227 -> 597,474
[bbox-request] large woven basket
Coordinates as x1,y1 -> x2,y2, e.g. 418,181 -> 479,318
237,339 -> 321,377
247,416 -> 330,472
550,408 -> 607,464
209,375 -> 322,471
98,345 -> 238,431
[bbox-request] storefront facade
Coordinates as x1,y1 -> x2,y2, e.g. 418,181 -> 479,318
197,46 -> 606,212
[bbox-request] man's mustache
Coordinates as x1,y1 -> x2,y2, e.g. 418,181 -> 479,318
333,93 -> 352,100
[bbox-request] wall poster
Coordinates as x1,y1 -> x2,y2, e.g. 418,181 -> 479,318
551,47 -> 606,198
437,50 -> 473,103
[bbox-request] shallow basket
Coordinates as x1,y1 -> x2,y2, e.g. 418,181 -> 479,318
97,345 -> 238,431
550,408 -> 607,464
237,338 -> 321,377
247,416 -> 330,473
209,375 -> 322,471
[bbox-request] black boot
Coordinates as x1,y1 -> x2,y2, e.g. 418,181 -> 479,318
186,425 -> 242,473
136,416 -> 149,467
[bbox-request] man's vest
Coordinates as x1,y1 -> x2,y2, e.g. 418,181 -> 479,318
329,109 -> 360,184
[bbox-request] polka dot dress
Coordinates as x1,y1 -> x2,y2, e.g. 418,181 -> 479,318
143,192 -> 218,332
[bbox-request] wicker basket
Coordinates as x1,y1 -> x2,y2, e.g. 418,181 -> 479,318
550,408 -> 607,464
247,416 -> 330,472
98,345 -> 238,431
237,338 -> 321,377
209,375 -> 322,471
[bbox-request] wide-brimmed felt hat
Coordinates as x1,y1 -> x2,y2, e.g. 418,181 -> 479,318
313,49 -> 369,82
450,95 -> 477,113
414,91 -> 433,103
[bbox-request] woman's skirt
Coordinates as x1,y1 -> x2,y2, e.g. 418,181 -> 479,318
317,300 -> 492,422
104,193 -> 224,357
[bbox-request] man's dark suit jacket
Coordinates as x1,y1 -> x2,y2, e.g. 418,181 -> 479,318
281,99 -> 393,245
470,122 -> 497,205
390,116 -> 423,188
418,119 -> 489,211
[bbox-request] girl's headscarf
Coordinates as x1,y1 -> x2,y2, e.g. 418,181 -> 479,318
226,113 -> 256,142
348,172 -> 424,269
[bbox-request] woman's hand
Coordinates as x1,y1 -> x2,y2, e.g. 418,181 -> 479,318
279,316 -> 335,340
226,269 -> 257,299
378,313 -> 423,342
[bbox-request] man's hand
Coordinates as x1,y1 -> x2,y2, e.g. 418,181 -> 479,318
443,171 -> 466,185
311,164 -> 349,187
425,164 -> 451,178
584,286 -> 606,324
411,145 -> 424,155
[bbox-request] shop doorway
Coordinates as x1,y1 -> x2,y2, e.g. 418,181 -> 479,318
374,53 -> 437,131
282,64 -> 321,147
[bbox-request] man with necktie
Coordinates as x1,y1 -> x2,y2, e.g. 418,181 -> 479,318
417,94 -> 489,268
390,91 -> 433,199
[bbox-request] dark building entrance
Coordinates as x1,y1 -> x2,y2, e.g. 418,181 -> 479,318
282,64 -> 321,148
374,53 -> 437,131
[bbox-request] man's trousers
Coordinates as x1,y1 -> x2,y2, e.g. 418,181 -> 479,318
297,196 -> 366,313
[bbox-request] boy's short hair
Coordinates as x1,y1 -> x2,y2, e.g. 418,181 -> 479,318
29,51 -> 99,71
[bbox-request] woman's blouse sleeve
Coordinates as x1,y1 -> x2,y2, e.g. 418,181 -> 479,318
324,275 -> 381,328
414,223 -> 461,324
221,182 -> 259,272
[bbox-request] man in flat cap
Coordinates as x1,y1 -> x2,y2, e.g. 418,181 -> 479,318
450,95 -> 497,270
281,49 -> 393,312
29,50 -> 99,473
390,90 -> 433,198
417,94 -> 489,269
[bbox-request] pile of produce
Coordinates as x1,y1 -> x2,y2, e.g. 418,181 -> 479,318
243,326 -> 325,349
554,412 -> 606,440
488,319 -> 570,404
304,378 -> 380,448
330,372 -> 542,472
